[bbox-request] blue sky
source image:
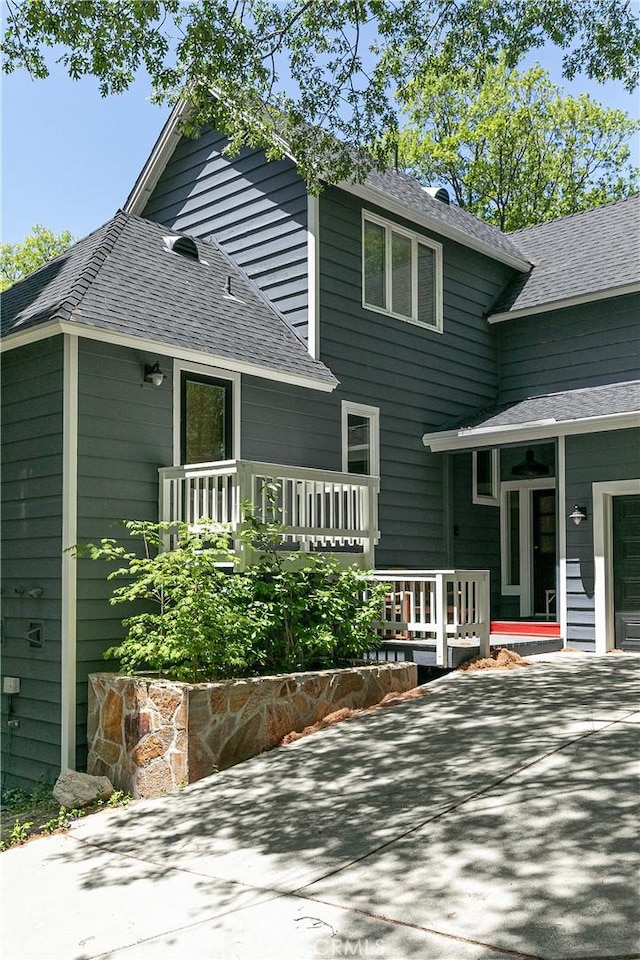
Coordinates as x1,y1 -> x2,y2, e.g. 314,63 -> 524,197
2,51 -> 638,246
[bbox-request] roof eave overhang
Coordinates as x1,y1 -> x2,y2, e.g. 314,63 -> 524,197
422,411 -> 640,451
488,281 -> 640,323
0,318 -> 338,393
339,181 -> 532,273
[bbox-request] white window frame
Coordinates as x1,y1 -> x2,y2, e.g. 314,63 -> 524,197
173,359 -> 241,466
362,211 -> 443,332
500,478 -> 557,617
341,400 -> 380,477
473,449 -> 499,505
593,478 -> 640,654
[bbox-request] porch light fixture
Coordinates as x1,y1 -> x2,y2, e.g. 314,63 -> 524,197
144,362 -> 165,387
569,505 -> 587,526
511,448 -> 550,479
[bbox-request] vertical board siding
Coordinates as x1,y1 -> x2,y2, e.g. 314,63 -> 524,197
565,429 -> 640,646
0,338 -> 64,787
75,339 -> 174,768
142,128 -> 310,339
319,186 -> 512,567
498,294 -> 640,403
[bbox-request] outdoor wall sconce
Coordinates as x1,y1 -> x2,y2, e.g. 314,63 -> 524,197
144,362 -> 165,387
569,505 -> 587,526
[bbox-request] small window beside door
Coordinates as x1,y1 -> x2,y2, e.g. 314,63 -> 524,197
341,401 -> 380,477
473,449 -> 499,505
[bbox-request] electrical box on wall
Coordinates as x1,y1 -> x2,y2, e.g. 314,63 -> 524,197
3,677 -> 20,695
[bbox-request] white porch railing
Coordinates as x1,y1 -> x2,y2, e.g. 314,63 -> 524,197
158,459 -> 380,568
371,570 -> 491,666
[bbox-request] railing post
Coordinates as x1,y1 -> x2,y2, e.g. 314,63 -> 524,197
435,573 -> 447,667
478,570 -> 490,658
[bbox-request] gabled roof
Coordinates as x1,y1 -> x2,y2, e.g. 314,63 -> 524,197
422,381 -> 640,451
0,210 -> 338,392
124,101 -> 532,273
490,196 -> 640,321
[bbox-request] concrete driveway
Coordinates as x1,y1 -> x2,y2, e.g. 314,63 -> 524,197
2,652 -> 639,960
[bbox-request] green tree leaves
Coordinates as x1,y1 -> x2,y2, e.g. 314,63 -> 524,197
397,57 -> 639,230
2,1 -> 639,188
0,224 -> 75,290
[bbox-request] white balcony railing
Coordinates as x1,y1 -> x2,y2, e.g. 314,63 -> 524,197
371,570 -> 491,666
159,459 -> 380,568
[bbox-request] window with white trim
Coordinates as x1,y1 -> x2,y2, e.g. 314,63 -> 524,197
362,211 -> 443,331
341,401 -> 380,477
473,449 -> 499,505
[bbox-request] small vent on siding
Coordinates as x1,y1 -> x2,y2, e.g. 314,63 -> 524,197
163,235 -> 208,263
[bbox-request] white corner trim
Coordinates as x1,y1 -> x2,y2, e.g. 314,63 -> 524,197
593,478 -> 640,654
307,194 -> 321,359
488,282 -> 640,324
172,360 -> 242,466
422,411 -> 640,451
342,180 -> 531,273
61,333 -> 79,772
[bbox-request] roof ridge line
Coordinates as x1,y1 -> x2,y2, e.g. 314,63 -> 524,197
56,210 -> 130,321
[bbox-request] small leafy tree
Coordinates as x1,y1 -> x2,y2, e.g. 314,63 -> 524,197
82,502 -> 388,681
0,225 -> 75,291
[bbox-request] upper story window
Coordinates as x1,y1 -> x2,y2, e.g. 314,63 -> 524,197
362,211 -> 443,332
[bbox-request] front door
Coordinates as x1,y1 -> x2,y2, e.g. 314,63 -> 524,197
613,495 -> 640,650
532,490 -> 557,616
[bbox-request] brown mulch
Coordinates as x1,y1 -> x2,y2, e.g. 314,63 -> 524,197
279,685 -> 430,746
458,646 -> 530,672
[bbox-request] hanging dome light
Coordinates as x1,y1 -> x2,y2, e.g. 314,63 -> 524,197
511,448 -> 550,478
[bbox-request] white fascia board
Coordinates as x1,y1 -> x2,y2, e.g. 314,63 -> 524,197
488,282 -> 640,323
2,318 -> 336,391
58,321 -> 336,393
422,411 -> 640,451
124,100 -> 191,215
0,319 -> 62,352
340,180 -> 532,273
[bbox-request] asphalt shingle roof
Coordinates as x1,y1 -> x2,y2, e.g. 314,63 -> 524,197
440,381 -> 640,433
492,195 -> 640,315
363,169 -> 529,266
1,211 -> 337,389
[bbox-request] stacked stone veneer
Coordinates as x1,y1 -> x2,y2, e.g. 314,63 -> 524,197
88,662 -> 417,798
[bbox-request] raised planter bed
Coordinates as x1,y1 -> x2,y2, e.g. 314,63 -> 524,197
88,662 -> 417,799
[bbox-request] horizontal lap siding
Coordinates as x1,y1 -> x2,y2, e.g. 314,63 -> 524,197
498,294 -> 640,402
565,429 -> 640,646
451,453 -> 501,609
75,340 -> 174,767
320,187 -> 512,567
142,128 -> 310,339
1,338 -> 64,787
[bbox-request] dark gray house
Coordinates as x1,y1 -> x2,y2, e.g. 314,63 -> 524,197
2,100 -> 639,787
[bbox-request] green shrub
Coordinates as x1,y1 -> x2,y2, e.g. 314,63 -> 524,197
81,504 -> 388,682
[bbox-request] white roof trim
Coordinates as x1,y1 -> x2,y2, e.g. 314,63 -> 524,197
125,99 -> 191,215
1,319 -> 336,393
488,281 -> 640,323
422,410 -> 640,451
121,96 -> 532,273
340,181 -> 532,273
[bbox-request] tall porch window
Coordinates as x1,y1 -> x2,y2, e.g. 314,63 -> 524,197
473,449 -> 499,505
181,371 -> 233,464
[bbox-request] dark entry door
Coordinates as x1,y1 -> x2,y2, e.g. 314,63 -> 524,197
532,490 -> 556,616
613,495 -> 640,650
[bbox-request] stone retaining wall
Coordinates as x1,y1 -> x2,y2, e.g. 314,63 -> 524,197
88,662 -> 417,798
